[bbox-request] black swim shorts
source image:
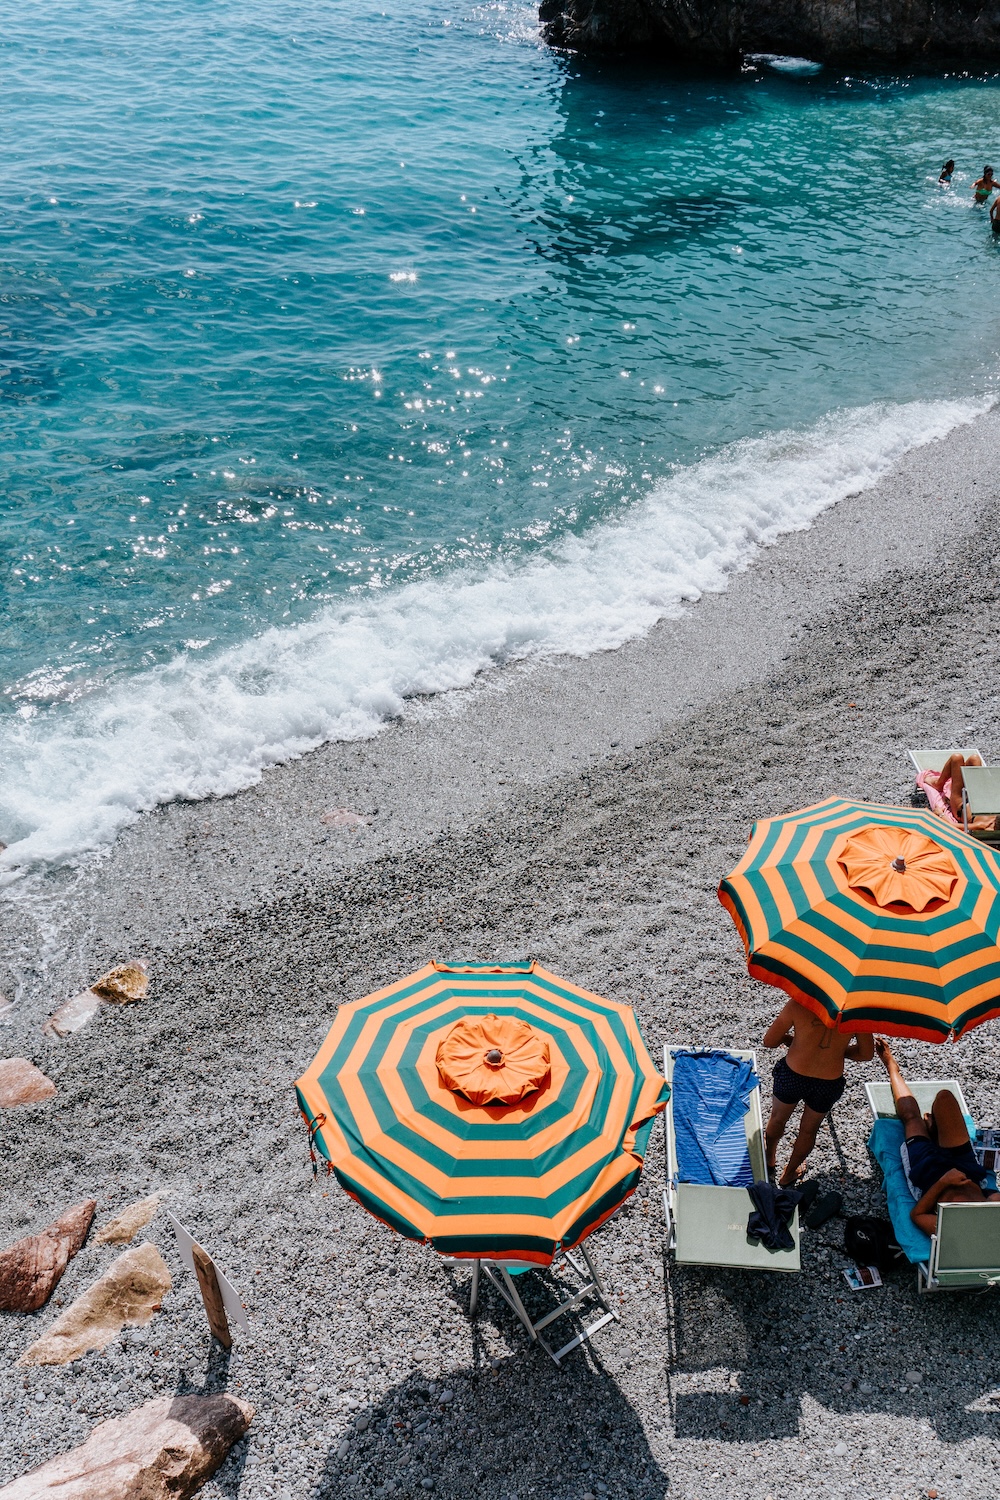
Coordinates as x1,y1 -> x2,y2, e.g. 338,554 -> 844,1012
904,1136 -> 987,1195
772,1057 -> 845,1115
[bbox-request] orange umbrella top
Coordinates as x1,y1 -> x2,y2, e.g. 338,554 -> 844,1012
295,960 -> 667,1263
719,798 -> 1000,1042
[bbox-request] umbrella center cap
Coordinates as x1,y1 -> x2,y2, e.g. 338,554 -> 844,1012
838,825 -> 958,912
436,1014 -> 551,1107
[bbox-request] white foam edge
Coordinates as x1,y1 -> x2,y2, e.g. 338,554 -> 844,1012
0,394 -> 987,876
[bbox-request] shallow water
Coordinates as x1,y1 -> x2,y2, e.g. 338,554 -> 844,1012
2,0 -> 1000,867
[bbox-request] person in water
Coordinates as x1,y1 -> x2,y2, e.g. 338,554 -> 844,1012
974,166 -> 997,203
876,1037 -> 1000,1235
763,998 -> 874,1186
939,159 -> 955,184
991,197 -> 1000,234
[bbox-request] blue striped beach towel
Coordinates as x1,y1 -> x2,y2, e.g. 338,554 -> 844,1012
672,1049 -> 756,1187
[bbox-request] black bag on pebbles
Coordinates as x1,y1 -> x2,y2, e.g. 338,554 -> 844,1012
844,1215 -> 904,1272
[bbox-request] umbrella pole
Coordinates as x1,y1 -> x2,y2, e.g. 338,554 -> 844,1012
579,1241 -> 605,1296
473,1251 -> 617,1365
490,1265 -> 539,1343
469,1258 -> 480,1317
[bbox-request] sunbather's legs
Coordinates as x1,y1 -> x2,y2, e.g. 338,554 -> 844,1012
931,1088 -> 971,1149
778,1105 -> 826,1186
875,1037 -> 928,1140
932,752 -> 982,819
764,1098 -> 797,1177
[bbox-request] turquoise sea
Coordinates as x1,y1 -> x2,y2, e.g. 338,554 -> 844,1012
3,0 -> 1000,870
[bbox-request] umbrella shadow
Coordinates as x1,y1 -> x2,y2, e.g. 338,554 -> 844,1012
310,1293 -> 668,1500
663,1228 -> 1000,1447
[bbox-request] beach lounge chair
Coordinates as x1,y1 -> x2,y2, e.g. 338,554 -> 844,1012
452,1244 -> 615,1366
663,1046 -> 800,1273
906,748 -> 1000,841
865,1081 -> 1000,1292
958,765 -> 1000,844
907,749 -> 983,775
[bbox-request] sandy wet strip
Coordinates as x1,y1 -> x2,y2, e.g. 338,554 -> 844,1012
3,411 -> 1000,1498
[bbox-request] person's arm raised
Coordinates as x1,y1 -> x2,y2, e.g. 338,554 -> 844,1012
762,1001 -> 795,1050
845,1032 -> 875,1063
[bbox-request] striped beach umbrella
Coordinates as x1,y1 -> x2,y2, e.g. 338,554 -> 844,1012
719,797 -> 1000,1042
294,960 -> 667,1264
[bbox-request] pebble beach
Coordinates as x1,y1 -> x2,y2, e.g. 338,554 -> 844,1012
4,412 -> 1000,1499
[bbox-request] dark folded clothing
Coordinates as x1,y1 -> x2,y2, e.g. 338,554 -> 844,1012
746,1180 -> 803,1251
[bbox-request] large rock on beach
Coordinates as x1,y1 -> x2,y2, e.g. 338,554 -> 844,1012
90,962 -> 149,1004
18,1243 -> 171,1366
0,1393 -> 254,1500
44,960 -> 149,1040
0,1200 -> 96,1313
539,0 -> 1000,64
95,1194 -> 163,1246
0,1059 -> 57,1109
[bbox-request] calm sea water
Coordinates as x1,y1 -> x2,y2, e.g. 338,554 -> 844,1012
3,0 -> 1000,868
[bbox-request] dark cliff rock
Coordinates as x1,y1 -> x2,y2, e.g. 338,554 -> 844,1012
539,0 -> 1000,65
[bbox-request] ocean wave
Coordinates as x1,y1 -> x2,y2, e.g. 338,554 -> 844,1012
0,395 -> 986,876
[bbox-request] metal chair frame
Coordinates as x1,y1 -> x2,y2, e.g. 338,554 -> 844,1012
450,1243 -> 617,1365
961,765 -> 1000,844
865,1081 -> 1000,1292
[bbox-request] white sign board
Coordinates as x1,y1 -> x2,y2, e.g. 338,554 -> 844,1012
165,1210 -> 251,1332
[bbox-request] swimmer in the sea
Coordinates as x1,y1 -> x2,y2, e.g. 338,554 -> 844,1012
939,159 -> 955,184
974,166 -> 996,204
991,197 -> 1000,234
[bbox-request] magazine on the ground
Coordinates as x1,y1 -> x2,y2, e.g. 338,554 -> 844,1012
974,1128 -> 1000,1170
843,1265 -> 882,1291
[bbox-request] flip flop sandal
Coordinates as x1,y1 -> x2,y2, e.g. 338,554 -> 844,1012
796,1179 -> 821,1213
803,1191 -> 843,1230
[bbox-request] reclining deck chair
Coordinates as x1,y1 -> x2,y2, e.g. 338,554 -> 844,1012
865,1081 -> 1000,1292
450,1243 -> 615,1366
906,749 -> 1000,843
907,749 -> 983,775
663,1046 -> 799,1273
958,765 -> 1000,845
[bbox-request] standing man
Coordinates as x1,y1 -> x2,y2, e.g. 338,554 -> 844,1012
762,998 -> 874,1186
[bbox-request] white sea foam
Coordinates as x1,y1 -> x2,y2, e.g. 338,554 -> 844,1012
0,396 -> 986,875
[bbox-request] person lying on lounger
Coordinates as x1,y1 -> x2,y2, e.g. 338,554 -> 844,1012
919,751 -> 998,830
875,1037 -> 1000,1235
762,998 -> 874,1187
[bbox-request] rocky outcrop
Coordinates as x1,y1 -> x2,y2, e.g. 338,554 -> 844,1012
19,1243 -> 171,1366
539,0 -> 1000,65
0,1394 -> 253,1500
95,1194 -> 162,1247
0,1060 -> 57,1109
0,1201 -> 96,1313
45,960 -> 149,1040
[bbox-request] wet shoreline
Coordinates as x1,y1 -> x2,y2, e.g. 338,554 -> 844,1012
4,411 -> 1000,1497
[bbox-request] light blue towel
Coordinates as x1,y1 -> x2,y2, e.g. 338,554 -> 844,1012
868,1118 -> 997,1266
868,1120 -> 932,1264
672,1049 -> 756,1187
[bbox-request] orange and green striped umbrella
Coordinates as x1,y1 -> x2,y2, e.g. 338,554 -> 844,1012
295,960 -> 668,1264
719,797 -> 1000,1042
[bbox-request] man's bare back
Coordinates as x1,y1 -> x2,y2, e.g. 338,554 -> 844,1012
764,998 -> 866,1080
763,999 -> 873,1185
